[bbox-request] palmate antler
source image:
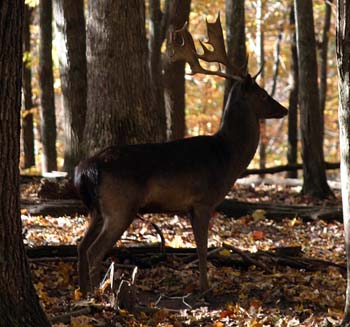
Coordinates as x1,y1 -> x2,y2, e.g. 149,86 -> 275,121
168,14 -> 243,81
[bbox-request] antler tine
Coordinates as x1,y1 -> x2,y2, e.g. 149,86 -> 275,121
168,18 -> 243,81
197,14 -> 230,67
252,61 -> 264,80
168,22 -> 208,75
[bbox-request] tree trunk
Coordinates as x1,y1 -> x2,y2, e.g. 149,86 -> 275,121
39,0 -> 57,172
224,0 -> 246,106
294,0 -> 332,198
148,0 -> 167,141
270,24 -> 283,97
53,0 -> 87,176
336,1 -> 350,325
256,0 -> 266,171
287,5 -> 299,179
319,0 -> 333,145
163,0 -> 191,140
0,1 -> 50,325
22,4 -> 36,169
84,0 -> 160,155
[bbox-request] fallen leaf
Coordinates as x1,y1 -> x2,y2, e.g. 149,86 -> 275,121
252,230 -> 265,240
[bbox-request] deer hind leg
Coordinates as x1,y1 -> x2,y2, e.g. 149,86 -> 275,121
86,206 -> 136,292
78,209 -> 103,296
191,205 -> 212,292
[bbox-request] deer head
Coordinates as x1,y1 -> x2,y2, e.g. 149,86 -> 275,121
235,75 -> 288,119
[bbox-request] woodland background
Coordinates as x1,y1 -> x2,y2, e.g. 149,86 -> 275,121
21,0 -> 339,178
2,0 -> 350,326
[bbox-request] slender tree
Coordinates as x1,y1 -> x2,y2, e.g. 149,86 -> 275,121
224,0 -> 247,105
148,0 -> 167,141
0,1 -> 50,325
84,0 -> 161,155
287,5 -> 299,179
39,0 -> 57,172
256,0 -> 266,170
53,0 -> 87,175
270,23 -> 283,98
319,0 -> 333,145
163,0 -> 191,140
336,1 -> 350,325
22,4 -> 36,169
294,0 -> 332,198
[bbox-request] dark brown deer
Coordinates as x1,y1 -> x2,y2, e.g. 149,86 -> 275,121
75,16 -> 288,296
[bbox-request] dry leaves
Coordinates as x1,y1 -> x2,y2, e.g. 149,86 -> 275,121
21,181 -> 346,326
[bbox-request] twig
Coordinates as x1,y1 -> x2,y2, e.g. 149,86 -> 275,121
222,242 -> 270,272
183,247 -> 222,269
50,307 -> 92,324
137,214 -> 166,255
191,282 -> 221,302
155,293 -> 192,309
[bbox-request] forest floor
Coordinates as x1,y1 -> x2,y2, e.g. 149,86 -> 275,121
21,176 -> 346,327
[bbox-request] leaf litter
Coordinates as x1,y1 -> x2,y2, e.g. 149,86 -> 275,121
21,180 -> 347,326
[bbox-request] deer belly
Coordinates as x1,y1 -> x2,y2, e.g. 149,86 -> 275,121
140,177 -> 222,213
141,185 -> 194,212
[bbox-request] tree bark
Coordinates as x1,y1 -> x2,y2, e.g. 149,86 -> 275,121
336,1 -> 350,325
294,0 -> 332,198
256,0 -> 266,171
224,0 -> 247,106
319,0 -> 333,146
53,0 -> 87,176
287,5 -> 299,179
148,0 -> 167,141
84,0 -> 161,155
163,0 -> 191,140
39,0 -> 57,172
270,24 -> 283,97
0,1 -> 50,325
22,4 -> 36,169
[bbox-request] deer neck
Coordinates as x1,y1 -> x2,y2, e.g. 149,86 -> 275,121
216,100 -> 260,175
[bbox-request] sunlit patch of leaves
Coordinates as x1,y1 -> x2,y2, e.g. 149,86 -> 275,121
22,214 -> 86,246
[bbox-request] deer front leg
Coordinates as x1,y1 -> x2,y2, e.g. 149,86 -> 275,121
78,209 -> 102,296
191,205 -> 212,292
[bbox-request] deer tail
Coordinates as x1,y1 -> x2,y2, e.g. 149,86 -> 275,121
74,159 -> 99,211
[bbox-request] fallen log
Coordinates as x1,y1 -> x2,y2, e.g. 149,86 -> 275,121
26,244 -> 346,275
21,198 -> 343,222
20,161 -> 340,185
240,161 -> 340,177
26,244 -> 194,260
216,200 -> 343,222
220,243 -> 345,273
21,199 -> 87,216
27,244 -> 78,258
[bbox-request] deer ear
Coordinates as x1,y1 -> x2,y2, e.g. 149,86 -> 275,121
241,75 -> 254,93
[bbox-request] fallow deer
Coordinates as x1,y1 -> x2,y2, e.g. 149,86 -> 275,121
75,15 -> 288,296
